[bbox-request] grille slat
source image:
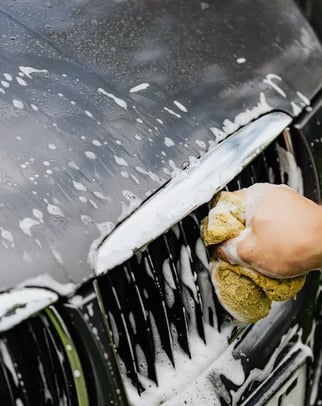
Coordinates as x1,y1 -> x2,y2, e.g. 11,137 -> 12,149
103,272 -> 143,392
160,231 -> 192,356
238,166 -> 253,188
250,163 -> 258,183
0,340 -> 22,405
126,262 -> 158,384
184,214 -> 218,329
144,249 -> 175,363
251,153 -> 269,183
0,355 -> 15,405
260,149 -> 270,176
178,220 -> 206,343
129,251 -> 176,378
28,316 -> 70,405
263,146 -> 282,184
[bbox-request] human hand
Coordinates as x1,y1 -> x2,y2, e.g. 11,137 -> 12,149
215,183 -> 322,278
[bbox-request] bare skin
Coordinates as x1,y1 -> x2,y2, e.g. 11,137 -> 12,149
215,183 -> 322,278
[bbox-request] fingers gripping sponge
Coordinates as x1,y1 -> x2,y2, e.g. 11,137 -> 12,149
202,192 -> 306,323
201,192 -> 245,245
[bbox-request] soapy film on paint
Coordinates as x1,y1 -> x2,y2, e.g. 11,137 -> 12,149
201,191 -> 306,323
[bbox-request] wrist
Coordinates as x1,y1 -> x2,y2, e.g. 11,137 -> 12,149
307,204 -> 322,270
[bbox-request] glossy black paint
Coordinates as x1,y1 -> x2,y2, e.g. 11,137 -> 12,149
0,0 -> 321,290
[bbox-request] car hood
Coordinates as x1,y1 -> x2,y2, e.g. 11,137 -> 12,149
0,0 -> 321,292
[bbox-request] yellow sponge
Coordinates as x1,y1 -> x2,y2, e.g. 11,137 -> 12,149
202,191 -> 306,323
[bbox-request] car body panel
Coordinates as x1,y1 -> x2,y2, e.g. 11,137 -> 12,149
0,0 -> 321,290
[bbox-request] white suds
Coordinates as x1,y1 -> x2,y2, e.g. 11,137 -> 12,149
1,81 -> 9,88
47,203 -> 65,217
85,151 -> 96,160
68,161 -> 80,170
291,101 -> 302,116
165,137 -> 175,147
12,99 -> 24,109
163,107 -> 181,118
98,88 -> 127,110
236,57 -> 246,64
19,66 -> 48,78
173,100 -> 188,112
195,140 -> 206,149
19,218 -> 40,237
72,181 -> 87,192
115,156 -> 129,166
85,110 -> 94,118
210,92 -> 271,144
296,91 -> 310,106
263,74 -> 286,97
3,73 -> 12,81
0,288 -> 57,332
16,77 -> 27,86
129,83 -> 150,93
135,167 -> 164,184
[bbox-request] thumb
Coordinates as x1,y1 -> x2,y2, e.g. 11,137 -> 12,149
214,229 -> 251,267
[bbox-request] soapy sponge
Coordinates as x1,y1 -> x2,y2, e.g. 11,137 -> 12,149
202,191 -> 306,323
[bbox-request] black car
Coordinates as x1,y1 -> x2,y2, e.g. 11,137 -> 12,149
1,0 -> 322,405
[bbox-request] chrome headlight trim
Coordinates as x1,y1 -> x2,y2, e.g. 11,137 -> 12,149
95,112 -> 292,275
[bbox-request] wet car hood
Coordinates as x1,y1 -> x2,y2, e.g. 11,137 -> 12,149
0,0 -> 321,292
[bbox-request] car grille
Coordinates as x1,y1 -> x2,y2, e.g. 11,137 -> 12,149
96,135 -> 287,399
